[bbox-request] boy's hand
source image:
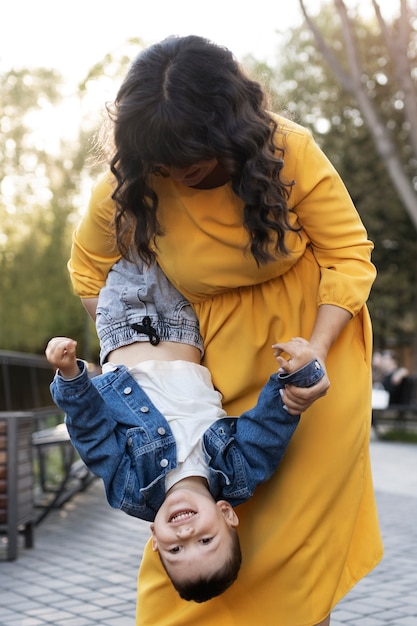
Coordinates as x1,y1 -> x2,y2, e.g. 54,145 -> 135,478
45,337 -> 80,379
272,337 -> 315,373
272,337 -> 329,414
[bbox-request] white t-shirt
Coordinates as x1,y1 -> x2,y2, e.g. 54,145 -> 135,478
126,360 -> 226,491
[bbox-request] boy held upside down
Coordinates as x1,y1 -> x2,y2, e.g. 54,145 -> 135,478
46,251 -> 324,603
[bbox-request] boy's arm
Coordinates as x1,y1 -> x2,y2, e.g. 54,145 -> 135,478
49,367 -> 133,510
206,374 -> 299,504
206,357 -> 324,505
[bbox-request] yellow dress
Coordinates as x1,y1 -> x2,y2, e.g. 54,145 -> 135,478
70,116 -> 383,626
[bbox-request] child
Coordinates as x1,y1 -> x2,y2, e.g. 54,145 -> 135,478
46,251 -> 324,603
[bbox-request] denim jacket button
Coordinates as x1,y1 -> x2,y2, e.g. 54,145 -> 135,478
160,458 -> 168,468
157,427 -> 166,436
123,386 -> 132,395
140,406 -> 150,413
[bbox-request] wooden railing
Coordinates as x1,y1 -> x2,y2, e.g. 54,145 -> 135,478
0,411 -> 36,561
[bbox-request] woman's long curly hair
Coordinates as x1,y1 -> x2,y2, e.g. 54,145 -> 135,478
107,35 -> 297,265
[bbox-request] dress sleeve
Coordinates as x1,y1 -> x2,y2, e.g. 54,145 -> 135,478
68,173 -> 121,297
283,122 -> 376,316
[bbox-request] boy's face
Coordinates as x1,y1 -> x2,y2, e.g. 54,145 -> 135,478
150,489 -> 239,584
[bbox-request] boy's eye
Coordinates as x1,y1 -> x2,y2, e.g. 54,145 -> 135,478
169,546 -> 181,554
200,537 -> 213,545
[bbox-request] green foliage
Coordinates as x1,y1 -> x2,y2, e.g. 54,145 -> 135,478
0,41 -> 143,361
0,67 -> 99,359
376,428 -> 417,443
0,35 -> 149,359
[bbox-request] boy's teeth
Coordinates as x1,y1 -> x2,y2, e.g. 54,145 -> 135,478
171,510 -> 195,522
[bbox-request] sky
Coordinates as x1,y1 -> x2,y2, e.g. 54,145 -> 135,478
1,0 -> 400,83
1,0 -> 313,82
1,0 -> 313,154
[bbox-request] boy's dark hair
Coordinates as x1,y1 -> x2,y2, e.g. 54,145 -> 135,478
161,529 -> 242,603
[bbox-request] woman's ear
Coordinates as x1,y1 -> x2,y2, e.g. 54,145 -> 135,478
217,500 -> 239,528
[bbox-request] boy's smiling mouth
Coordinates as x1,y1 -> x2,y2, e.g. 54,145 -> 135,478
169,510 -> 196,523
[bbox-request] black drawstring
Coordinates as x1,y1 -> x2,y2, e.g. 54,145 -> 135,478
130,316 -> 160,346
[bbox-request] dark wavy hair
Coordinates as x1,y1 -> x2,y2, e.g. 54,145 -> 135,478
160,527 -> 242,603
107,35 -> 297,265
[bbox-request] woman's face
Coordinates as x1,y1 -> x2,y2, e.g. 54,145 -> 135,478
156,159 -> 218,187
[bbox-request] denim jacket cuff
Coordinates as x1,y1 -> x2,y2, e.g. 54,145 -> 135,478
277,358 -> 324,388
56,358 -> 86,380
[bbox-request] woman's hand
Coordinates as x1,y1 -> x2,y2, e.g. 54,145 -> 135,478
278,365 -> 330,415
272,337 -> 330,415
272,305 -> 353,415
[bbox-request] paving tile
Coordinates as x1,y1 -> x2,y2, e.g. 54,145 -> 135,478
1,439 -> 417,626
52,618 -> 97,626
355,618 -> 384,626
102,618 -> 136,626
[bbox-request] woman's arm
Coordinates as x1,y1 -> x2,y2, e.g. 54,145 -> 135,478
68,174 -> 122,298
278,117 -> 376,317
280,305 -> 352,415
81,297 -> 99,321
309,304 -> 352,363
274,120 -> 376,415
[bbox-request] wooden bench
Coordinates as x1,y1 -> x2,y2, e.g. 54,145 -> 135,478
372,375 -> 417,438
372,403 -> 417,438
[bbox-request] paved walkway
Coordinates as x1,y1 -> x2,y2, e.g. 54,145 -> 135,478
1,437 -> 417,626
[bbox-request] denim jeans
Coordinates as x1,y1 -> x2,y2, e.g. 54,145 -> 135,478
96,249 -> 203,365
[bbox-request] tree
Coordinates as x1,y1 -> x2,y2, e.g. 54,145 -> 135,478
0,68 -> 96,356
0,42 -> 143,359
299,0 -> 417,230
296,0 -> 417,363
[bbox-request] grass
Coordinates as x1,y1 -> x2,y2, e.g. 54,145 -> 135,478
376,428 -> 417,444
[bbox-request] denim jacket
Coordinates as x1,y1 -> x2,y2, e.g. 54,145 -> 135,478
50,359 -> 323,522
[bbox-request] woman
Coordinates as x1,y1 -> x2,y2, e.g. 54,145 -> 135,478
69,35 -> 383,626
